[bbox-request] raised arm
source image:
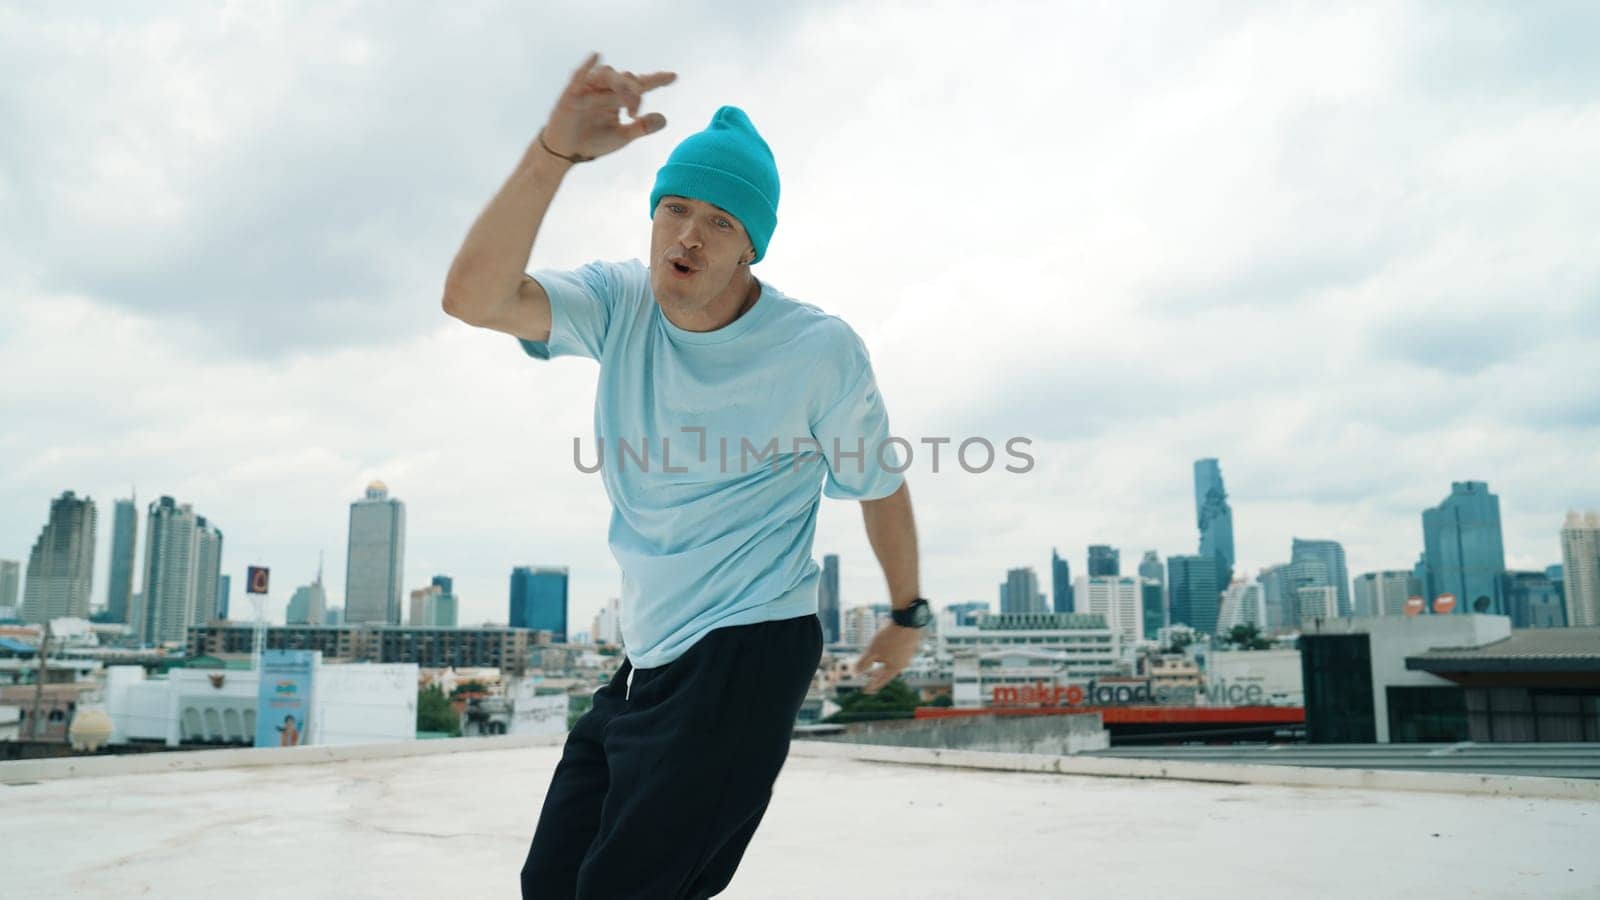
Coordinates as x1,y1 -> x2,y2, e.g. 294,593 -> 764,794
441,53 -> 676,339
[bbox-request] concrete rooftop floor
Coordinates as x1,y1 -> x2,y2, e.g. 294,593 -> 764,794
4,740 -> 1596,899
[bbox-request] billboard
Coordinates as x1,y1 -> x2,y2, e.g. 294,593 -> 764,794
247,565 -> 270,595
255,649 -> 315,747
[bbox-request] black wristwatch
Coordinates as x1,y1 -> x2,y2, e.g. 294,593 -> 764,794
890,598 -> 933,628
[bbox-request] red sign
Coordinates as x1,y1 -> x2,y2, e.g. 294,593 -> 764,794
1404,596 -> 1425,617
247,566 -> 270,595
1433,593 -> 1456,615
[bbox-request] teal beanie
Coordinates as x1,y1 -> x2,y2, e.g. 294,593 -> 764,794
649,106 -> 780,263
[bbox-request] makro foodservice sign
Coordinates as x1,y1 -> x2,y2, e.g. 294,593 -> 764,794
990,677 -> 1266,708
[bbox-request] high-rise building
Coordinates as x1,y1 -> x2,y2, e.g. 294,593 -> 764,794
1000,567 -> 1043,614
1087,545 -> 1120,577
1137,551 -> 1164,636
1291,538 -> 1350,618
842,604 -> 888,648
1139,577 -> 1165,640
22,491 -> 98,624
1257,564 -> 1293,632
1560,511 -> 1600,627
287,577 -> 329,626
1421,481 -> 1507,616
216,574 -> 231,620
1194,458 -> 1236,589
1353,570 -> 1413,618
345,481 -> 406,625
819,554 -> 841,644
1217,580 -> 1263,631
430,574 -> 458,628
1075,575 -> 1142,645
136,496 -> 219,646
108,495 -> 139,624
510,566 -> 569,642
1501,571 -> 1566,629
1138,551 -> 1164,588
1168,555 -> 1219,634
593,596 -> 622,645
408,584 -> 441,628
946,601 -> 990,628
1298,585 -> 1339,621
1051,548 -> 1074,613
0,560 -> 21,612
192,516 -> 224,626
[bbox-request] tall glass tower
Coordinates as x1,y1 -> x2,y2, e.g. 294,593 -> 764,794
1291,538 -> 1350,618
511,566 -> 570,642
1051,548 -> 1074,613
818,554 -> 841,644
345,481 -> 406,625
1421,482 -> 1507,615
1168,554 -> 1220,634
108,494 -> 139,624
1194,458 -> 1236,590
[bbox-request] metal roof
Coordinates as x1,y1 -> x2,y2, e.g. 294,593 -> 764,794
1086,741 -> 1600,780
1405,627 -> 1600,673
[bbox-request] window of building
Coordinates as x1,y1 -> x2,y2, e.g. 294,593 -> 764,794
1386,686 -> 1468,743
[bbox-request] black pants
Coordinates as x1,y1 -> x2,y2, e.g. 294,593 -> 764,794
520,613 -> 823,899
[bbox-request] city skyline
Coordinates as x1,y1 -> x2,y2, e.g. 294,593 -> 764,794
3,468 -> 1586,633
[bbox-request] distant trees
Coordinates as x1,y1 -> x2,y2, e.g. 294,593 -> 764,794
1224,624 -> 1272,651
417,685 -> 461,736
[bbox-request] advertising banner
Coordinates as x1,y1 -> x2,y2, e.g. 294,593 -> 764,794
255,649 -> 315,747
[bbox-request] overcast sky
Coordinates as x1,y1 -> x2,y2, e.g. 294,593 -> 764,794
3,1 -> 1598,632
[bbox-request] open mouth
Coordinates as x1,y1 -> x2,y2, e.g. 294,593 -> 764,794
667,258 -> 698,277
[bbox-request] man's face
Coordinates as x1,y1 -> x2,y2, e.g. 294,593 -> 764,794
649,195 -> 753,307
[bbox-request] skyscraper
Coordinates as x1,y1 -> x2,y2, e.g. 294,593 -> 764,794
408,584 -> 441,628
136,496 -> 218,646
1218,580 -> 1263,631
1194,458 -> 1236,589
1000,567 -> 1043,614
288,576 -> 329,625
510,566 -> 569,642
1138,551 -> 1164,636
819,554 -> 841,644
1076,575 -> 1142,645
1168,555 -> 1219,634
1561,511 -> 1600,627
345,481 -> 406,625
1502,571 -> 1566,629
1257,564 -> 1294,631
430,574 -> 459,628
192,516 -> 224,626
21,491 -> 98,624
1421,482 -> 1507,615
0,560 -> 21,613
1291,538 -> 1350,618
1087,545 -> 1120,577
108,495 -> 139,624
1051,548 -> 1074,613
216,574 -> 231,620
1353,570 -> 1412,618
1139,577 -> 1165,640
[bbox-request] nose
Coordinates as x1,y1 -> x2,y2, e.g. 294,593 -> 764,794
675,220 -> 702,253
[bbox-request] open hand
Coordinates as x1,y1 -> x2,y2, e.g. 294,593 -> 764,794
854,624 -> 927,694
541,52 -> 676,161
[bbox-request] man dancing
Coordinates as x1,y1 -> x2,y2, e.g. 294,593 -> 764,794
442,53 -> 932,899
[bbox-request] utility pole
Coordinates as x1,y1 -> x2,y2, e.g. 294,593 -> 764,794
27,622 -> 51,741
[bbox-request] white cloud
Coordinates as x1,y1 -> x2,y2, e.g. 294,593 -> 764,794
3,1 -> 1598,633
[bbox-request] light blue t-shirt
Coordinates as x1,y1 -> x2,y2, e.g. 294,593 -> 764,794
519,259 -> 903,668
